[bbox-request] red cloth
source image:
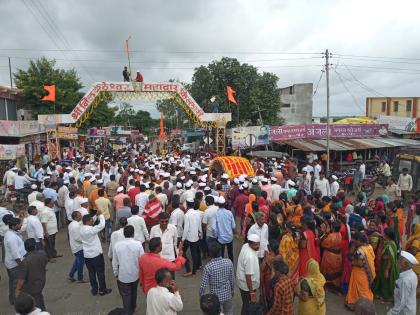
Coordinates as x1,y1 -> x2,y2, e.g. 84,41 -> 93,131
144,198 -> 163,227
232,193 -> 249,218
128,187 -> 140,206
139,253 -> 186,294
298,230 -> 320,277
373,200 -> 385,213
136,73 -> 143,82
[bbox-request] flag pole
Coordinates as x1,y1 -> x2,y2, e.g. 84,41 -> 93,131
126,36 -> 132,81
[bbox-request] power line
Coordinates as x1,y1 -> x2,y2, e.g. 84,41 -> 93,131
333,69 -> 365,114
334,53 -> 420,62
29,0 -> 95,83
312,70 -> 324,96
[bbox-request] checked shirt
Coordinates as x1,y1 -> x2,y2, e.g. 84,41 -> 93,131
199,257 -> 234,303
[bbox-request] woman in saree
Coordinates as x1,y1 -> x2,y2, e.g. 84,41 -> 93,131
386,201 -> 402,247
279,221 -> 300,283
339,213 -> 352,294
299,217 -> 320,277
345,231 -> 376,310
260,239 -> 282,310
258,191 -> 270,219
290,197 -> 304,228
406,223 -> 420,297
242,194 -> 257,239
320,221 -> 343,290
296,259 -> 327,315
372,227 -> 399,301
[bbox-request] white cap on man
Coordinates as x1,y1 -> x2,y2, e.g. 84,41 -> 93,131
332,175 -> 338,180
31,184 -> 38,190
401,250 -> 419,265
248,234 -> 260,243
221,173 -> 229,179
117,186 -> 124,193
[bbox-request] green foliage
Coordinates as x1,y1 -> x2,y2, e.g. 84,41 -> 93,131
190,57 -> 284,126
82,101 -> 117,130
14,57 -> 83,117
114,103 -> 158,135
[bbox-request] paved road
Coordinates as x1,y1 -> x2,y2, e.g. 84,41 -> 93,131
0,228 -> 395,315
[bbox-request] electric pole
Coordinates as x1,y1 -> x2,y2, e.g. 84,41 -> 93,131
325,49 -> 331,175
8,57 -> 12,88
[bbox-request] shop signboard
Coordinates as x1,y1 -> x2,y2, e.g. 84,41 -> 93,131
231,125 -> 270,149
378,115 -> 418,132
38,114 -> 73,125
0,120 -> 45,136
57,126 -> 78,140
0,144 -> 25,160
88,127 -> 111,137
270,123 -> 388,141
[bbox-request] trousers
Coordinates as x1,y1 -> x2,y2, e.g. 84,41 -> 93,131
220,241 -> 234,262
45,233 -> 57,259
69,250 -> 84,280
117,279 -> 139,315
84,254 -> 107,293
239,289 -> 251,315
7,266 -> 20,305
183,240 -> 200,274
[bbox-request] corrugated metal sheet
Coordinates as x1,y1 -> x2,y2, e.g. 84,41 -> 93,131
275,137 -> 420,152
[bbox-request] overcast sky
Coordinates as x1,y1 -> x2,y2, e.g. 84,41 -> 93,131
2,0 -> 420,118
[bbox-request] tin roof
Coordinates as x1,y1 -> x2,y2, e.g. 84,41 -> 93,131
275,137 -> 420,152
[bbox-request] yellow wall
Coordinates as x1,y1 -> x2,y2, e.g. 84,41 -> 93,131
366,97 -> 419,119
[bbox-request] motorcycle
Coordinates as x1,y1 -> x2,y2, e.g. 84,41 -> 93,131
336,169 -> 377,197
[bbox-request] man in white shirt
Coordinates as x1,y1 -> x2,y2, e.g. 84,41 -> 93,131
247,212 -> 268,259
68,211 -> 86,282
79,209 -> 111,296
101,165 -> 111,186
330,175 -> 340,197
313,160 -> 322,179
13,170 -> 31,190
112,225 -> 144,315
202,196 -> 218,245
236,234 -> 260,315
74,198 -> 89,217
135,184 -> 149,216
108,217 -> 128,259
359,161 -> 366,180
169,198 -> 184,245
127,206 -> 149,246
146,267 -> 183,315
155,186 -> 168,210
65,192 -> 76,222
387,251 -> 418,315
182,198 -> 202,276
313,172 -> 331,198
27,185 -> 39,204
398,168 -> 413,203
180,183 -> 195,206
26,205 -> 45,250
150,212 -> 177,262
40,198 -> 60,261
4,217 -> 26,305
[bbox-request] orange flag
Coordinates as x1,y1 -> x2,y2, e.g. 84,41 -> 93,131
125,39 -> 129,53
226,86 -> 237,105
42,85 -> 56,102
159,114 -> 168,139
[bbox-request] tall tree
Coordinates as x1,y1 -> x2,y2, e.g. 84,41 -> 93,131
114,103 -> 159,135
13,57 -> 117,128
190,57 -> 283,126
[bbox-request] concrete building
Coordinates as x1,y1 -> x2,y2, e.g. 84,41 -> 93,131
366,97 -> 419,119
279,83 -> 313,124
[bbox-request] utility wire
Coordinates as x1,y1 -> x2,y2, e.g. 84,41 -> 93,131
342,64 -> 387,97
333,69 -> 365,114
312,70 -> 324,96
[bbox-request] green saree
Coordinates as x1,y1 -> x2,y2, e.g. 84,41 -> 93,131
372,239 -> 399,301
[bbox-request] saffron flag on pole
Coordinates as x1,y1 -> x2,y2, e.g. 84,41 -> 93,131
41,85 -> 56,102
226,86 -> 237,105
125,39 -> 129,53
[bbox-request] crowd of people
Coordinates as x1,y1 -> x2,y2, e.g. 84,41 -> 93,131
0,144 -> 419,315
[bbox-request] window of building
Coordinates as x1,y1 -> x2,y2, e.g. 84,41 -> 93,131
406,100 -> 412,112
289,86 -> 294,95
381,102 -> 386,112
282,103 -> 291,108
393,101 -> 399,112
